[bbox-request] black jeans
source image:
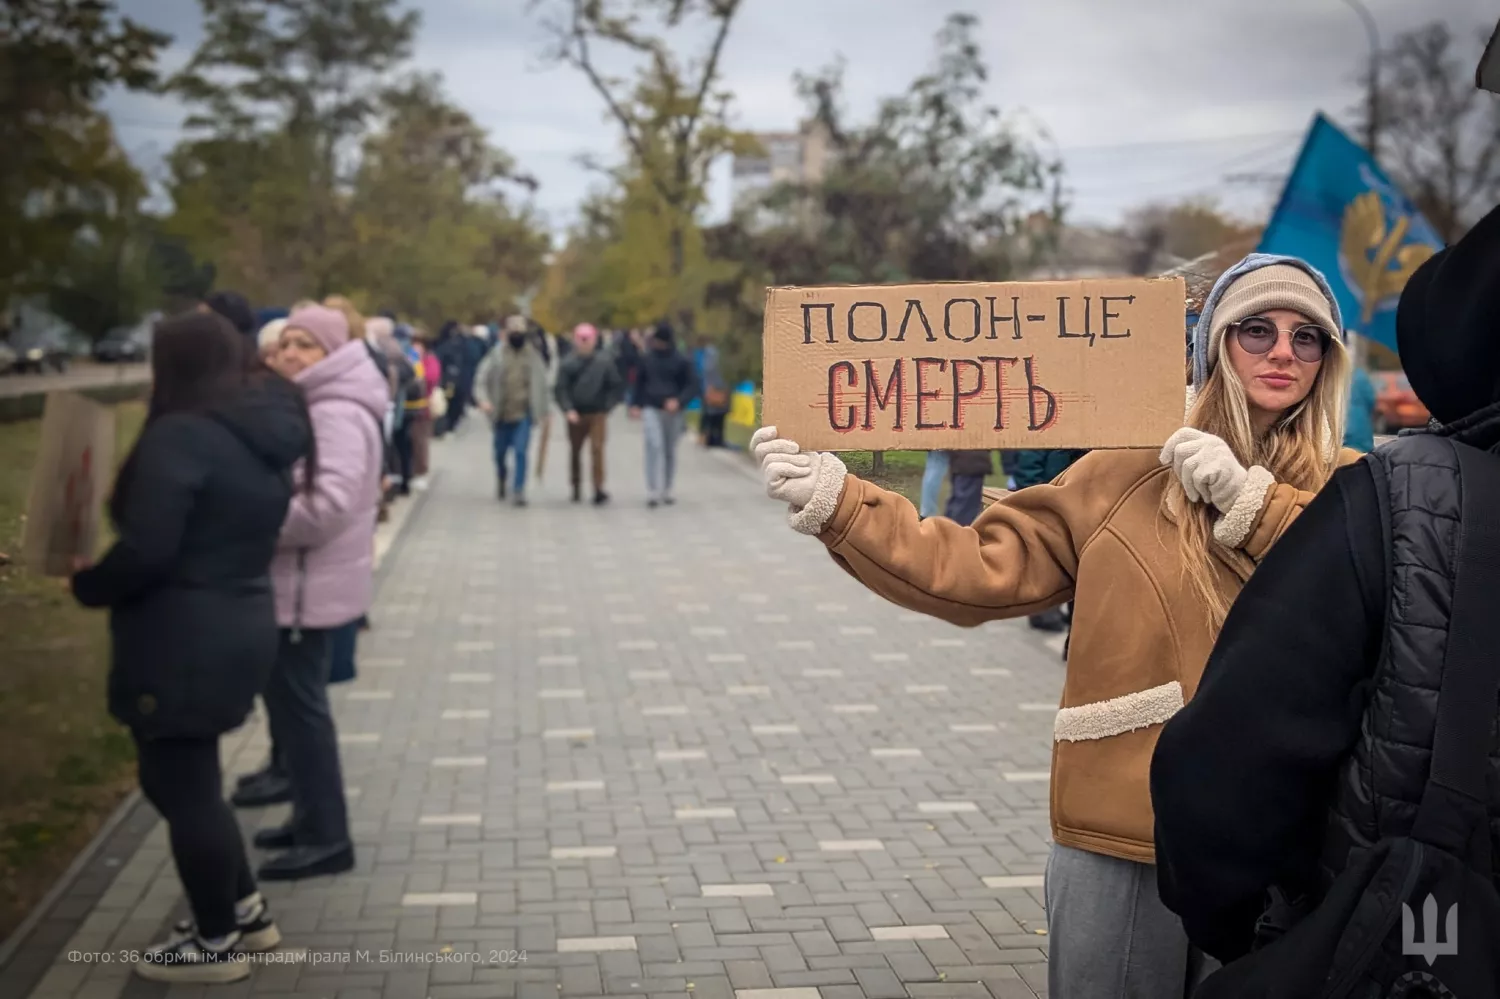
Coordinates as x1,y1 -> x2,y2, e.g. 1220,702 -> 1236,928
262,629 -> 351,847
135,734 -> 257,938
393,420 -> 414,491
946,473 -> 985,526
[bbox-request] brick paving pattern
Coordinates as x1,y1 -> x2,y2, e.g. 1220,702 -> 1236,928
21,414 -> 1065,998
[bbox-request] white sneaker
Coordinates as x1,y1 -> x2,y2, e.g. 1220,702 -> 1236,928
411,476 -> 430,492
135,931 -> 250,984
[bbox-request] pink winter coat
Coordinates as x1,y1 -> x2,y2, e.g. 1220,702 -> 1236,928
271,341 -> 388,630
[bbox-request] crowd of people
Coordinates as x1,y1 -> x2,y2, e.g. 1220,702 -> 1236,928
64,293 -> 723,983
754,210 -> 1500,998
62,208 -> 1500,994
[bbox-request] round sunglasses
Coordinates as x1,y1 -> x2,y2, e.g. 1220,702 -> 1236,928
1228,316 -> 1332,363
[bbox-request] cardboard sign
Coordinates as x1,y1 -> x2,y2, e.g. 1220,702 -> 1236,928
761,277 -> 1186,452
23,392 -> 115,577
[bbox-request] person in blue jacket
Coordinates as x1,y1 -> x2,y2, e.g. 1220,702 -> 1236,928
1343,363 -> 1377,451
1010,448 -> 1088,633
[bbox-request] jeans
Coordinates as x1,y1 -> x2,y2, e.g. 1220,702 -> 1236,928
492,416 -> 532,494
568,413 -> 608,493
328,617 -> 359,684
946,473 -> 985,526
135,734 -> 257,938
642,407 -> 684,500
263,629 -> 351,847
920,451 -> 950,518
1045,843 -> 1216,998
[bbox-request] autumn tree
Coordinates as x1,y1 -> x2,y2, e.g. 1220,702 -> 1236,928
703,13 -> 1064,379
348,77 -> 547,325
167,0 -> 420,296
536,0 -> 750,325
1354,21 -> 1500,242
1120,198 -> 1258,275
1,0 -> 168,314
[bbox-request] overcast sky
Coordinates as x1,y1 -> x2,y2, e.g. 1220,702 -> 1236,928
107,0 -> 1493,237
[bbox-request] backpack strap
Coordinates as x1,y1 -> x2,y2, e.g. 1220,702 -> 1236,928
1411,440 -> 1500,874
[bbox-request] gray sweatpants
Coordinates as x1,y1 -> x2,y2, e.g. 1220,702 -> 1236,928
642,407 -> 684,500
1045,843 -> 1216,999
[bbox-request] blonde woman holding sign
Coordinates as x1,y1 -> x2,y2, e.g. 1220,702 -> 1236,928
751,254 -> 1359,999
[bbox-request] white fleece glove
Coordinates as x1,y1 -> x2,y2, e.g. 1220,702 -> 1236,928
1159,427 -> 1277,548
750,426 -> 849,535
1159,428 -> 1249,512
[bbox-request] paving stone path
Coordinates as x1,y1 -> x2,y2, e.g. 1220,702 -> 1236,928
19,413 -> 1067,999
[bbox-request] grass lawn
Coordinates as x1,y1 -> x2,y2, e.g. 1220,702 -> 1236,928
0,401 -> 145,941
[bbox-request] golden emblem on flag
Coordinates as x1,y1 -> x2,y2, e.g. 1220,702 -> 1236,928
1340,191 -> 1438,325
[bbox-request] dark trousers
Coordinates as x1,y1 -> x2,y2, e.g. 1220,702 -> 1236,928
701,412 -> 727,447
135,734 -> 257,938
328,617 -> 359,684
946,473 -> 985,526
263,629 -> 350,847
393,419 -> 414,491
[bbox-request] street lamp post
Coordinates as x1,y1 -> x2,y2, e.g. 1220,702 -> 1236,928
1342,0 -> 1381,372
1342,0 -> 1381,158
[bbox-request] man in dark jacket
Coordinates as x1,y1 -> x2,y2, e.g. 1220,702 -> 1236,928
1010,448 -> 1088,633
555,322 -> 625,505
1150,203 -> 1500,968
629,322 -> 698,507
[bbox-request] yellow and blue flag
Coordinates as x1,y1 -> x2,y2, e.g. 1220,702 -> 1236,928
1258,113 -> 1443,353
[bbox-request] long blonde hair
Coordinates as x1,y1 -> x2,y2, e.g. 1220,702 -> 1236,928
323,295 -> 366,342
1166,334 -> 1351,630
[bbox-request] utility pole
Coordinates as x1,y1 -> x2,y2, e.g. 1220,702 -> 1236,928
1343,0 -> 1381,370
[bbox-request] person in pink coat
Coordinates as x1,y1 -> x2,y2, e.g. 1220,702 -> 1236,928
254,304 -> 388,882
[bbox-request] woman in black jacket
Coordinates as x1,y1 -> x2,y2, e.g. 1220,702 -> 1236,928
71,312 -> 312,984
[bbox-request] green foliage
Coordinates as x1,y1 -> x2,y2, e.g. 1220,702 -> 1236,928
162,0 -> 549,314
0,0 -> 167,309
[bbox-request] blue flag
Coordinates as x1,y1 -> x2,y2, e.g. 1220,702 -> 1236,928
1258,113 -> 1443,353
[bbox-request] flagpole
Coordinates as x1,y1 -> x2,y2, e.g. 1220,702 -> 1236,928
1343,0 -> 1381,369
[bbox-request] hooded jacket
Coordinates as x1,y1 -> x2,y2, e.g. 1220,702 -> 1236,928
270,339 -> 388,630
1151,203 -> 1500,963
74,374 -> 312,738
808,255 -> 1360,865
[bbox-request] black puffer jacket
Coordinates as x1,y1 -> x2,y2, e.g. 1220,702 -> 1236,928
630,344 -> 698,410
1151,201 -> 1500,963
73,375 -> 311,739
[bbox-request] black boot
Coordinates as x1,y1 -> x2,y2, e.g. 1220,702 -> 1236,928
231,772 -> 292,808
252,824 -> 296,850
593,490 -> 609,506
571,483 -> 582,503
257,842 -> 355,882
1027,609 -> 1069,633
497,476 -> 506,501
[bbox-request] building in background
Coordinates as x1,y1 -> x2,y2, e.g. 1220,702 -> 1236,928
731,120 -> 831,219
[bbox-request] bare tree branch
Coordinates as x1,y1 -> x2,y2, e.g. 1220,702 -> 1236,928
679,0 -> 739,147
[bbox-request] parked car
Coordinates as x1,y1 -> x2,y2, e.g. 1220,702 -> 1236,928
8,331 -> 71,374
1373,370 -> 1430,433
0,340 -> 15,375
93,320 -> 153,363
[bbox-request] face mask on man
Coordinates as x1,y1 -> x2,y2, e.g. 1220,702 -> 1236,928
508,333 -> 527,348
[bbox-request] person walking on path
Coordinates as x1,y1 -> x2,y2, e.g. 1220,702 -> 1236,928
475,315 -> 549,506
555,322 -> 625,505
1011,448 -> 1090,634
1150,206 -> 1500,994
254,304 -> 386,882
694,334 -> 730,448
629,322 -> 698,507
401,328 -> 440,491
751,253 -> 1360,999
72,311 -> 310,983
945,450 -> 993,526
918,450 -> 951,519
